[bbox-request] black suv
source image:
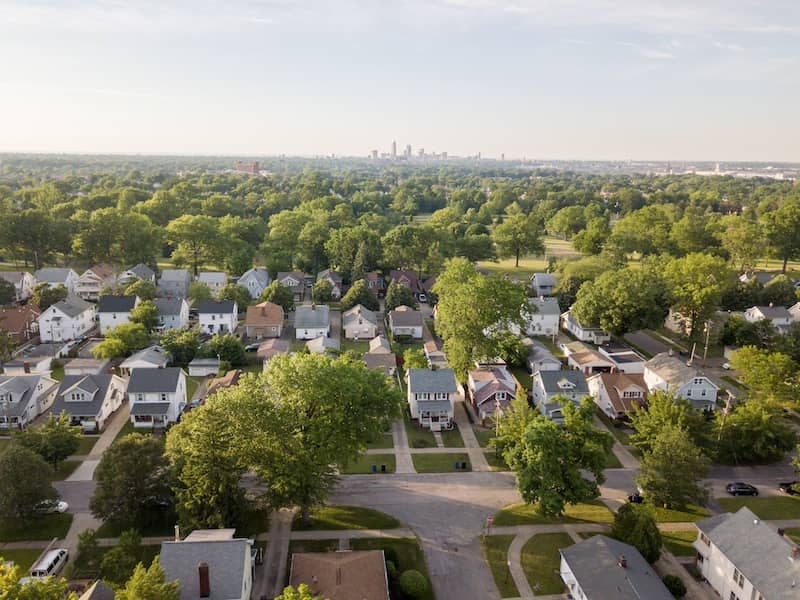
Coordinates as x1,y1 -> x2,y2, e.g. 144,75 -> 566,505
779,481 -> 800,496
725,482 -> 759,496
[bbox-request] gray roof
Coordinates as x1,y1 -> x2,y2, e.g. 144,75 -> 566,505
343,305 -> 378,327
78,581 -> 116,600
560,535 -> 672,600
127,263 -> 155,280
238,267 -> 270,286
529,296 -> 561,316
197,300 -> 236,314
536,370 -> 589,395
697,507 -> 800,599
317,269 -> 343,284
531,272 -> 557,286
160,269 -> 190,282
127,367 -> 182,393
0,271 -> 27,284
154,297 -> 185,316
306,336 -> 340,354
52,375 -> 116,420
50,296 -> 93,318
295,305 -> 330,328
407,368 -> 458,394
34,268 -> 75,284
528,342 -> 561,365
160,535 -> 250,600
389,307 -> 424,328
120,345 -> 169,369
189,358 -> 221,367
644,352 -> 718,390
198,272 -> 227,285
0,375 -> 55,418
97,295 -> 137,313
750,305 -> 792,319
130,402 -> 171,415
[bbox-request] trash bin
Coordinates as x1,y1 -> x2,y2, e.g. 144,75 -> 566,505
371,464 -> 377,473
454,462 -> 460,470
461,461 -> 467,470
381,464 -> 386,472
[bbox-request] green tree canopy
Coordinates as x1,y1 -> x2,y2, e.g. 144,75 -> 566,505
159,328 -> 201,367
402,348 -> 428,370
610,503 -> 662,563
492,212 -> 544,267
340,279 -> 379,312
31,282 -> 67,311
713,400 -> 796,465
188,281 -> 212,303
730,347 -> 798,405
762,198 -> 800,273
14,412 -> 81,468
258,281 -> 295,312
217,284 -> 251,310
629,391 -> 710,455
312,279 -> 333,303
0,444 -> 58,524
130,299 -> 160,332
116,556 -> 181,600
0,561 -> 77,599
124,279 -> 157,301
0,279 -> 16,305
166,215 -> 221,276
201,334 -> 246,367
92,322 -> 150,359
274,585 -> 321,600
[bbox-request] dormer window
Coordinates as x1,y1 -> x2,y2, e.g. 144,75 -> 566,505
70,392 -> 85,401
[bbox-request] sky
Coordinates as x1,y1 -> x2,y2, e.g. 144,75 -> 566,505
0,0 -> 798,161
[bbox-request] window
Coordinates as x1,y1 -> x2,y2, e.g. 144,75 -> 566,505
733,568 -> 744,588
135,393 -> 144,402
160,393 -> 168,402
730,593 -> 740,600
699,533 -> 710,546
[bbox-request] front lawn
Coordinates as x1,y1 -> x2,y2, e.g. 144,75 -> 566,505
649,504 -> 710,523
717,496 -> 800,520
482,535 -> 519,598
520,533 -> 573,595
509,366 -> 531,391
112,421 -> 135,444
661,530 -> 698,557
75,436 -> 99,455
404,415 -> 436,449
351,537 -> 433,600
0,548 -> 46,571
485,452 -> 510,471
341,340 -> 369,354
365,431 -> 394,450
785,527 -> 800,543
49,460 -> 81,481
441,427 -> 465,448
340,453 -> 396,474
0,513 -> 73,542
473,426 -> 496,448
494,501 -> 613,526
604,450 -> 623,469
412,453 -> 471,473
292,505 -> 400,531
594,408 -> 633,446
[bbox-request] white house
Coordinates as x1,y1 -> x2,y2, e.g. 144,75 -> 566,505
277,271 -> 308,302
75,264 -> 116,301
197,272 -> 227,297
154,297 -> 190,330
33,268 -> 79,296
38,296 -> 96,342
790,301 -> 800,323
306,336 -> 340,355
526,297 -> 561,337
407,368 -> 459,430
532,370 -> 589,423
388,306 -> 424,339
316,269 -> 343,299
118,263 -> 156,287
560,310 -> 611,344
587,372 -> 647,420
197,300 -> 238,335
467,365 -> 519,425
294,304 -> 330,340
342,305 -> 378,340
744,305 -> 793,334
188,358 -> 221,377
527,341 -> 562,373
567,348 -> 615,375
0,271 -> 36,301
0,374 -> 59,430
63,358 -> 110,376
50,373 -> 126,432
237,267 -> 271,299
127,367 -> 187,429
530,272 -> 557,296
158,269 -> 191,298
643,352 -> 718,411
598,345 -> 646,374
695,507 -> 800,600
120,345 -> 170,374
97,295 -> 140,334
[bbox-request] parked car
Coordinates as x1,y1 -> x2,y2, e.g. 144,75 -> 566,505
35,500 -> 69,514
725,482 -> 759,496
721,362 -> 731,370
779,481 -> 800,496
418,293 -> 427,303
245,342 -> 260,352
627,492 -> 644,504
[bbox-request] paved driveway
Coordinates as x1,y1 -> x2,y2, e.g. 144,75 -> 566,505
624,330 -> 671,357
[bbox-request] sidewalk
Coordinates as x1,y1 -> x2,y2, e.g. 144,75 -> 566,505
253,509 -> 294,599
88,402 -> 130,459
454,400 -> 490,472
391,418 -> 416,474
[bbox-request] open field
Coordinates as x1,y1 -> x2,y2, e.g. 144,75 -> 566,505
478,236 -> 582,279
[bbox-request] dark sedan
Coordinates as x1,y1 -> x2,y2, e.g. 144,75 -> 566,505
627,492 -> 644,504
725,482 -> 759,496
779,481 -> 800,496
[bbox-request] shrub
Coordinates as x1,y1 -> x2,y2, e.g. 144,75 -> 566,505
385,559 -> 398,581
398,570 -> 429,599
662,574 -> 686,598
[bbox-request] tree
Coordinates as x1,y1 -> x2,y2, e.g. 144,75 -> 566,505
607,206 -> 674,257
403,348 -> 428,370
713,400 -> 796,465
91,337 -> 129,359
274,585 -> 321,600
130,299 -> 160,332
91,434 -> 173,527
547,206 -> 586,239
14,412 -> 81,468
610,503 -> 662,563
92,322 -> 150,359
217,284 -> 250,310
629,391 -> 710,455
662,574 -> 687,598
201,334 -> 246,367
0,561 -> 77,600
77,529 -> 101,575
188,281 -> 212,303
166,215 -> 220,276
159,327 -> 201,367
762,198 -> 800,273
636,425 -> 709,509
571,268 -> 667,335
0,332 -> 16,364
101,529 -> 143,587
312,279 -> 333,303
381,226 -> 435,275
125,279 -> 157,301
340,279 -> 379,312
258,281 -> 295,312
0,444 -> 58,523
730,347 -> 798,405
384,281 -> 418,313
761,275 -> 797,307
718,216 -> 763,273
31,282 -> 67,311
492,213 -> 544,267
495,396 -> 611,517
720,315 -> 775,349
572,217 -> 610,255
0,279 -> 15,305
116,557 -> 180,600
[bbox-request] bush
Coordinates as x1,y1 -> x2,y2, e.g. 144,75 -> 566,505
662,574 -> 686,598
382,546 -> 399,565
385,559 -> 398,581
398,570 -> 428,599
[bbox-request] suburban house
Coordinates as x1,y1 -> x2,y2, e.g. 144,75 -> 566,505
407,368 -> 459,430
237,267 -> 271,299
198,271 -> 228,297
198,300 -> 238,334
202,369 -> 242,402
424,339 -> 449,369
78,581 -> 116,600
0,271 -> 35,301
598,344 -> 646,374
362,336 -> 397,378
560,535 -> 673,600
530,272 -> 557,296
587,372 -> 647,420
64,359 -> 111,376
527,341 -> 562,373
422,275 -> 437,296
160,529 -> 254,600
118,263 -> 156,287
738,271 -> 777,286
790,301 -> 800,322
277,271 -> 308,302
342,304 -> 378,340
244,302 -> 284,339
695,507 -> 800,600
532,370 -> 590,423
120,345 -> 170,374
643,352 -> 718,411
257,338 -> 291,362
38,296 -> 96,342
316,269 -> 343,299
0,304 -> 40,343
33,267 -> 79,295
744,305 -> 793,334
4,342 -> 68,374
128,367 -> 187,428
364,271 -> 386,297
567,348 -> 615,375
0,374 -> 59,429
158,269 -> 191,298
467,365 -> 519,425
188,358 -> 221,377
388,305 -> 424,339
294,304 -> 330,340
75,264 -> 116,301
97,295 -> 140,334
526,297 -> 561,337
50,373 -> 126,432
306,336 -> 340,355
389,269 -> 419,291
154,297 -> 190,330
290,551 -> 389,600
560,310 -> 611,344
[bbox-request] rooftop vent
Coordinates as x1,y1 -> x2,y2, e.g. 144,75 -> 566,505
617,555 -> 627,568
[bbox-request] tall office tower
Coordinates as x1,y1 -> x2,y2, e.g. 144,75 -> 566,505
441,151 -> 448,159
391,140 -> 397,158
371,150 -> 378,159
405,144 -> 412,157
501,153 -> 505,161
418,148 -> 424,157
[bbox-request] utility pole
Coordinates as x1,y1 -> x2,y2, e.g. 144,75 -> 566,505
702,321 -> 712,368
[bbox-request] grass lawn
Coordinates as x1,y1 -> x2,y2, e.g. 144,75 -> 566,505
113,421 -> 135,444
366,430 -> 394,450
721,375 -> 746,390
717,496 -> 800,520
661,530 -> 698,557
649,504 -> 711,523
785,527 -> 800,543
441,426 -> 465,448
509,366 -> 531,391
404,415 -> 436,449
494,501 -> 613,526
594,408 -> 632,446
478,237 -> 581,279
412,453 -> 471,473
473,426 -> 496,448
0,548 -> 45,571
482,535 -> 519,598
186,376 -> 201,400
0,513 -> 73,542
351,537 -> 433,600
604,450 -> 623,469
75,436 -> 99,455
340,453 -> 396,474
485,451 -> 510,471
72,544 -> 160,580
96,508 -> 177,538
49,459 -> 81,481
341,340 -> 369,354
520,533 -> 573,595
288,539 -> 339,555
292,505 -> 400,531
51,364 -> 65,381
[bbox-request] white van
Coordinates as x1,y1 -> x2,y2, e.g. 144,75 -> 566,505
29,548 -> 68,579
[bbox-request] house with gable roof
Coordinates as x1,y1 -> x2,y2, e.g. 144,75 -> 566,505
97,295 -> 140,334
560,310 -> 611,344
342,304 -> 378,340
237,267 -> 271,299
0,374 -> 59,429
316,269 -> 343,299
532,369 -> 590,423
38,296 -> 96,342
33,267 -> 79,295
75,264 -> 116,301
362,335 -> 397,378
526,296 -> 561,337
587,372 -> 647,420
389,269 -> 419,292
198,300 -> 238,334
198,272 -> 228,297
154,297 -> 190,330
244,301 -> 283,339
290,551 -> 390,600
0,304 -> 40,343
467,364 -> 520,425
744,304 -> 793,334
128,367 -> 187,429
158,269 -> 191,298
0,271 -> 36,301
294,304 -> 330,339
407,367 -> 459,430
51,373 -> 126,432
277,271 -> 308,302
388,306 -> 423,339
118,263 -> 156,287
643,352 -> 718,411
530,272 -> 557,296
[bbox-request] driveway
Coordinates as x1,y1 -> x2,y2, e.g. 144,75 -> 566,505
624,330 -> 671,357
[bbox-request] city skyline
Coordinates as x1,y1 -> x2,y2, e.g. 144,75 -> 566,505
0,1 -> 799,160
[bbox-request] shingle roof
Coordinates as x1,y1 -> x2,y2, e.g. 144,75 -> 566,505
51,375 -> 116,420
644,352 -> 718,390
290,551 -> 389,600
536,370 -> 589,395
306,336 -> 340,354
0,271 -> 28,284
85,264 -> 115,280
239,267 -> 270,286
160,269 -> 190,281
78,580 -> 116,600
369,335 -> 392,354
50,296 -> 94,318
528,342 -> 561,366
245,302 -> 284,326
197,300 -> 236,314
295,304 -> 330,328
407,368 -> 458,394
343,305 -> 378,327
389,270 -> 419,290
120,345 -> 169,369
529,296 -> 561,316
362,352 -> 397,377
97,295 -> 137,313
277,271 -> 307,285
0,305 -> 41,334
257,338 -> 290,359
560,535 -> 672,600
130,402 -> 171,415
198,272 -> 227,285
127,367 -> 182,393
589,372 -> 646,414
154,297 -> 185,316
34,268 -> 75,284
127,263 -> 155,280
317,269 -> 343,284
0,375 -> 55,418
531,272 -> 557,286
389,306 -> 423,328
750,305 -> 792,319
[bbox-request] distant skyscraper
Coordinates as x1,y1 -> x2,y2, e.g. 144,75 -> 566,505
371,150 -> 378,159
391,140 -> 397,158
418,148 -> 424,157
441,151 -> 448,160
405,144 -> 412,157
501,153 -> 505,161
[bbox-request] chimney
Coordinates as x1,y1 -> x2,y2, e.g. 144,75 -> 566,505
23,361 -> 30,374
198,562 -> 210,597
174,525 -> 180,542
617,555 -> 627,568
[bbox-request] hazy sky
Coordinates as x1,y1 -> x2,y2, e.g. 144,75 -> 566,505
1,0 -> 798,160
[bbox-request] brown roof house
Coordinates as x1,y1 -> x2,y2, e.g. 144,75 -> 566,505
244,302 -> 284,339
290,551 -> 390,600
257,338 -> 291,363
362,335 -> 397,378
587,372 -> 647,420
467,365 -> 520,425
0,304 -> 40,343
